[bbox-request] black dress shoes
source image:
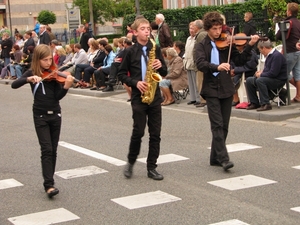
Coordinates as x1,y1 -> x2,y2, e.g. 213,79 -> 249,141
105,79 -> 117,86
102,86 -> 114,92
210,161 -> 222,167
256,104 -> 272,111
194,101 -> 201,106
147,169 -> 164,180
187,101 -> 196,105
90,86 -> 98,91
221,161 -> 234,171
232,101 -> 240,106
46,187 -> 59,198
246,103 -> 259,110
123,163 -> 134,178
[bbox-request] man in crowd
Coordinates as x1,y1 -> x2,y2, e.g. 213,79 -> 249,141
155,13 -> 173,48
246,40 -> 287,111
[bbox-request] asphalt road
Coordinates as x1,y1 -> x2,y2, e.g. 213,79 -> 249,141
0,83 -> 300,225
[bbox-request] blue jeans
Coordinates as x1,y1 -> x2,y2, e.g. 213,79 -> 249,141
287,51 -> 300,82
9,64 -> 23,78
246,77 -> 286,105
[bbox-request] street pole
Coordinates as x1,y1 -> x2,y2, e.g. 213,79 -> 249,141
279,21 -> 291,105
89,0 -> 94,35
7,0 -> 12,35
135,0 -> 140,16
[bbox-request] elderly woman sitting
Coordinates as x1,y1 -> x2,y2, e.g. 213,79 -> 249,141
159,47 -> 188,106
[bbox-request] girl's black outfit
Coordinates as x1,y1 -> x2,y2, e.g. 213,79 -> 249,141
11,69 -> 69,191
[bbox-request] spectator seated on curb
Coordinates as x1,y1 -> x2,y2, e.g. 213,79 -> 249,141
61,43 -> 88,77
73,39 -> 100,88
159,47 -> 188,106
90,45 -> 116,91
102,37 -> 127,92
230,41 -> 258,106
245,40 -> 287,111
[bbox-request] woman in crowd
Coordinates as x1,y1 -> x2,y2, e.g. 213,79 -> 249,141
160,47 -> 188,106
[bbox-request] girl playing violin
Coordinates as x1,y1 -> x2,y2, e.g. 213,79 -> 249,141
11,44 -> 74,198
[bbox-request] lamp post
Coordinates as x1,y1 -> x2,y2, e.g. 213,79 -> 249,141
278,20 -> 291,105
135,0 -> 140,16
89,0 -> 94,35
7,0 -> 12,35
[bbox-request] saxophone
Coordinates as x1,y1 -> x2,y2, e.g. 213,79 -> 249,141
141,38 -> 162,105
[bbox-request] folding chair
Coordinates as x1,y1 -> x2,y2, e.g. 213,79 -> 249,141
172,87 -> 189,104
269,87 -> 287,108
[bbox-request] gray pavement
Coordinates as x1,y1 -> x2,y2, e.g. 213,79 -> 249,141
1,81 -> 300,225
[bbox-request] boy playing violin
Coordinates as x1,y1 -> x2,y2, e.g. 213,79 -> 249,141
195,11 -> 259,171
11,44 -> 74,198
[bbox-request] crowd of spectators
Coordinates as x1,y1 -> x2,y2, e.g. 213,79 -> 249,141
1,5 -> 298,109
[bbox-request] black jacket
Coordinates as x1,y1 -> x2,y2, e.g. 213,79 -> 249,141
80,32 -> 91,52
118,40 -> 167,105
92,50 -> 106,68
1,38 -> 13,58
243,20 -> 256,36
195,35 -> 253,99
23,37 -> 36,53
39,31 -> 51,45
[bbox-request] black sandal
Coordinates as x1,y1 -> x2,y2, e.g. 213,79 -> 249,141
46,187 -> 59,198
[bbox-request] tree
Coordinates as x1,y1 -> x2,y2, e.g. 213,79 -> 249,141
139,0 -> 163,11
74,0 -> 116,25
37,10 -> 56,25
73,0 -> 162,25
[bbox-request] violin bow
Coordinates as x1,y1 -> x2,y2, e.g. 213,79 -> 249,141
227,26 -> 235,64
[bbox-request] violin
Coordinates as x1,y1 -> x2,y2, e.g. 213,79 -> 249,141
215,33 -> 268,50
41,66 -> 86,87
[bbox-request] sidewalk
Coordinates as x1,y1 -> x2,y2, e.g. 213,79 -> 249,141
2,79 -> 300,122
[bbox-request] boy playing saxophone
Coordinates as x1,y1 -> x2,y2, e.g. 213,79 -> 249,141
118,18 -> 167,180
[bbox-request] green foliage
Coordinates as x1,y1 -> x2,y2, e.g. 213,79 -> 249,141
73,0 -> 163,25
37,10 -> 56,25
73,0 -> 116,25
122,0 -> 284,41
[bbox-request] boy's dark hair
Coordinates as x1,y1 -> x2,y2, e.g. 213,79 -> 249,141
174,41 -> 185,52
203,11 -> 224,31
99,39 -> 108,47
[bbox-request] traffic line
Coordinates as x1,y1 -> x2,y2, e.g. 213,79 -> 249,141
111,190 -> 181,210
208,175 -> 277,191
59,141 -> 126,166
7,208 -> 79,225
290,206 -> 300,213
0,179 -> 23,190
208,219 -> 250,225
208,143 -> 261,153
275,134 -> 300,143
137,153 -> 189,164
55,165 -> 108,179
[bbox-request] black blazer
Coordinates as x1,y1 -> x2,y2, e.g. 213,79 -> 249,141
195,35 -> 253,99
118,40 -> 167,105
23,37 -> 36,53
39,31 -> 51,45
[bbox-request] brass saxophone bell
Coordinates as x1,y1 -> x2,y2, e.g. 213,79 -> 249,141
151,73 -> 162,82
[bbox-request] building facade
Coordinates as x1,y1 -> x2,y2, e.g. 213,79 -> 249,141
0,0 -> 74,33
162,0 -> 245,9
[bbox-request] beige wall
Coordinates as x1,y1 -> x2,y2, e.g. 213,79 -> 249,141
3,0 -> 73,33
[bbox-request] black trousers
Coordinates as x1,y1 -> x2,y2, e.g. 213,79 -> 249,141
83,66 -> 97,83
94,67 -> 110,87
33,112 -> 61,191
128,102 -> 161,170
205,96 -> 232,164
